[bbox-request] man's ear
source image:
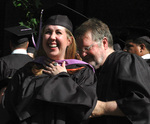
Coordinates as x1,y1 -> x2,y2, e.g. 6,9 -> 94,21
26,41 -> 29,49
102,37 -> 108,50
140,43 -> 146,51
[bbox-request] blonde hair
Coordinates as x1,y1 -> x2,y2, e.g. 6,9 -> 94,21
65,29 -> 77,59
36,26 -> 77,59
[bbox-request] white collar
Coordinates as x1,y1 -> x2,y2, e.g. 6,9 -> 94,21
141,54 -> 150,59
12,49 -> 27,55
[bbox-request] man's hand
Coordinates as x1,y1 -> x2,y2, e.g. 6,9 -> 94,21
90,100 -> 106,118
90,100 -> 125,118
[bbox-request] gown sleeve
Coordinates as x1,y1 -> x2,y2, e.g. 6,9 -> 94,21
0,59 -> 6,89
0,59 -> 7,81
3,63 -> 97,122
0,58 -> 17,89
36,64 -> 97,120
0,59 -> 11,89
116,54 -> 150,124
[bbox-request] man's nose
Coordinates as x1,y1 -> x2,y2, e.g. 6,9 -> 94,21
81,51 -> 87,57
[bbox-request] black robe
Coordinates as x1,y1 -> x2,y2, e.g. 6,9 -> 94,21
0,54 -> 33,89
3,59 -> 97,124
0,54 -> 33,124
89,51 -> 150,124
144,59 -> 150,66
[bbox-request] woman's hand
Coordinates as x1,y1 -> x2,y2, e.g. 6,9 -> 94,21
43,60 -> 67,76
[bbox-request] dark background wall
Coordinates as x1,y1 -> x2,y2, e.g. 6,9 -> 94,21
1,0 -> 150,57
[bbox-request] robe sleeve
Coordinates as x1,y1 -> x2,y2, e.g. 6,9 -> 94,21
3,64 -> 97,122
0,59 -> 7,81
2,70 -> 22,122
116,54 -> 150,124
0,58 -> 17,89
0,59 -> 10,89
36,65 -> 97,120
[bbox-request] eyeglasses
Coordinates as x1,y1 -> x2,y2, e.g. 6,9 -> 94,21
78,42 -> 96,53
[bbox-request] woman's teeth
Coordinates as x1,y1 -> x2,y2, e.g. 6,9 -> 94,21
49,44 -> 57,48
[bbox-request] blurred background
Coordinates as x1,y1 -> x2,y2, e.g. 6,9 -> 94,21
1,0 -> 150,57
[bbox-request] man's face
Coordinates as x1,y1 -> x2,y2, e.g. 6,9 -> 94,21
124,42 -> 141,56
77,31 -> 105,69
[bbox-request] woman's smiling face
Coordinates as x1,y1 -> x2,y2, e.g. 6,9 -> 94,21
42,25 -> 71,60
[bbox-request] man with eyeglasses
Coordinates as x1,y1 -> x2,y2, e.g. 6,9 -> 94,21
74,18 -> 150,124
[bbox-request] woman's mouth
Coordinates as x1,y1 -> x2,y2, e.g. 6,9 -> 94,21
49,44 -> 57,48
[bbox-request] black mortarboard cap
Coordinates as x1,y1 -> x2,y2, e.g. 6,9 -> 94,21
42,2 -> 88,32
5,26 -> 35,44
136,36 -> 150,44
45,15 -> 73,32
113,43 -> 122,51
36,2 -> 88,49
114,26 -> 150,49
120,26 -> 150,41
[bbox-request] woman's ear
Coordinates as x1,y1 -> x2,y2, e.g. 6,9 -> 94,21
67,36 -> 73,46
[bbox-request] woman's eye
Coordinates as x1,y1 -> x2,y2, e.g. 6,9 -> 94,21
56,31 -> 62,34
44,30 -> 52,34
45,30 -> 52,34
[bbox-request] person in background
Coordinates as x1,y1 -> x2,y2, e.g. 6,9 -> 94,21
27,46 -> 36,59
0,26 -> 35,89
0,25 -> 35,124
124,36 -> 150,65
113,43 -> 122,51
74,18 -> 150,124
2,14 -> 97,124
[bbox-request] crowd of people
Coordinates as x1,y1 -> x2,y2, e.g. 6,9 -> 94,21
0,2 -> 150,124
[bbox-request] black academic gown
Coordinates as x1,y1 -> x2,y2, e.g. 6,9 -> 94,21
0,54 -> 33,124
89,51 -> 150,124
3,59 -> 97,124
0,54 -> 33,88
144,59 -> 150,66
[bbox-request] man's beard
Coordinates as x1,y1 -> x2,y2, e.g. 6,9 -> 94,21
83,55 -> 103,69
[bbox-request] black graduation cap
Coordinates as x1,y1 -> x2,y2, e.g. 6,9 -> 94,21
36,2 -> 88,49
5,26 -> 35,45
42,2 -> 88,31
113,43 -> 122,51
45,15 -> 73,32
120,26 -> 150,41
135,36 -> 150,44
113,26 -> 150,49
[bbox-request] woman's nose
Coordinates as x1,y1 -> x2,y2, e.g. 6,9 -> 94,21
50,32 -> 56,40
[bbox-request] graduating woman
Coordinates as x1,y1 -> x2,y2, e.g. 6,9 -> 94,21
2,14 -> 97,124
